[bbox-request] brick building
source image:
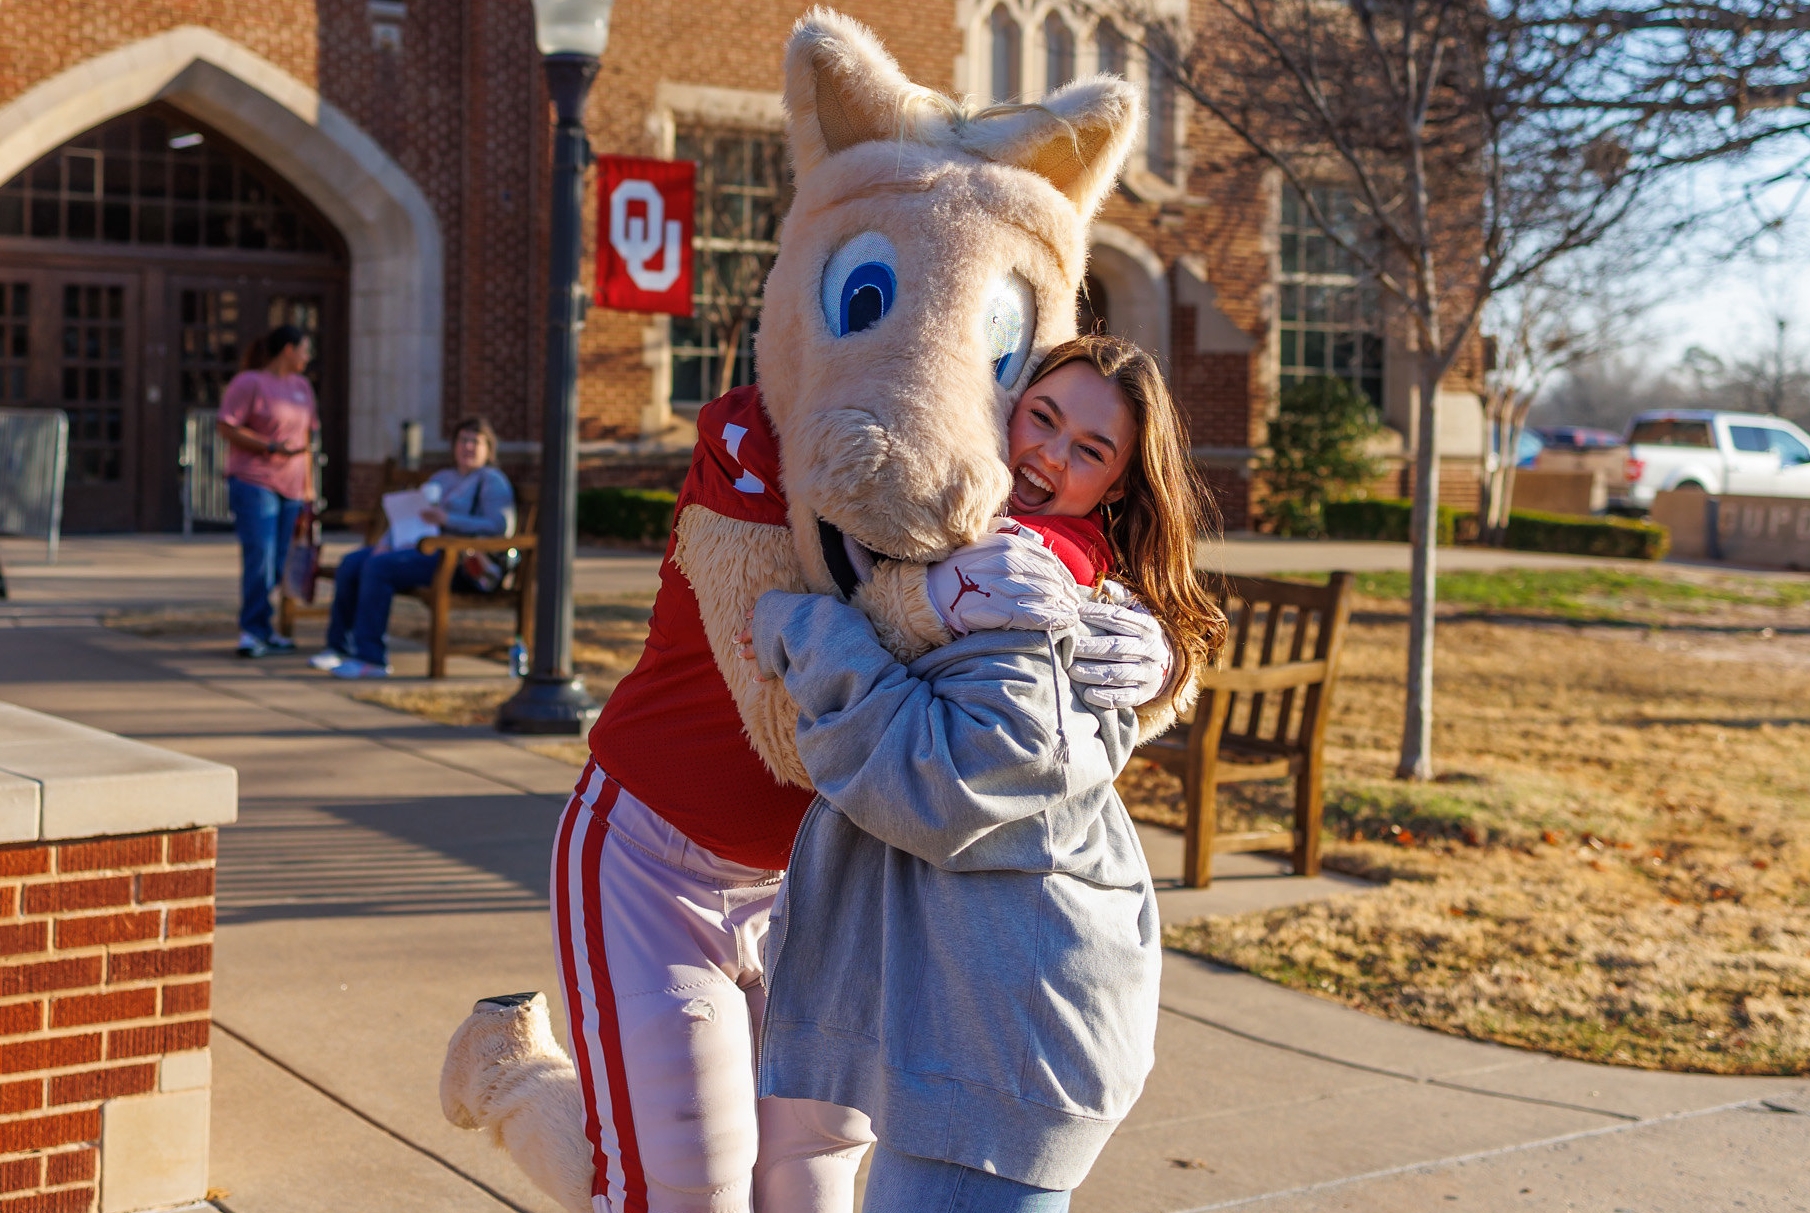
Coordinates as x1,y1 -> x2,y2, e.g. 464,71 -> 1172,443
0,0 -> 1483,534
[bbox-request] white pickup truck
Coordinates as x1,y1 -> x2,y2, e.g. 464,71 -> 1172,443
1618,409 -> 1810,509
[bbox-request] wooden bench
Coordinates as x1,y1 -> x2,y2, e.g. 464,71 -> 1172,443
408,485 -> 538,679
277,469 -> 538,680
1135,572 -> 1354,888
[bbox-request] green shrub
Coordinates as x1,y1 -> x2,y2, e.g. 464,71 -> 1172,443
1501,509 -> 1669,560
1259,377 -> 1384,536
1321,499 -> 1670,560
576,487 -> 678,543
1322,498 -> 1464,545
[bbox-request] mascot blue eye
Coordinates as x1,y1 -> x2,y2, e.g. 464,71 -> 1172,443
982,273 -> 1038,386
820,232 -> 899,337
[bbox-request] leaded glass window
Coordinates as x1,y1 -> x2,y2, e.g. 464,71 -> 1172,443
0,283 -> 27,402
1096,22 -> 1127,77
0,106 -> 340,256
1277,186 -> 1384,408
61,284 -> 126,484
669,129 -> 792,409
1045,15 -> 1075,92
1146,37 -> 1178,181
991,6 -> 1023,103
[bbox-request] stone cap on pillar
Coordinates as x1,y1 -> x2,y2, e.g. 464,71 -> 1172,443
0,701 -> 237,842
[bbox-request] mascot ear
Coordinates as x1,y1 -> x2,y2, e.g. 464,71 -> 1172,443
785,8 -> 941,178
959,77 -> 1141,222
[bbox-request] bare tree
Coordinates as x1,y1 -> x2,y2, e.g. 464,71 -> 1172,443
696,247 -> 779,400
1479,257 -> 1646,541
687,132 -> 792,400
1693,313 -> 1810,419
1116,0 -> 1810,779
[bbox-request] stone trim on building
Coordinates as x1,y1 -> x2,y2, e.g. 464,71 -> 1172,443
0,25 -> 444,469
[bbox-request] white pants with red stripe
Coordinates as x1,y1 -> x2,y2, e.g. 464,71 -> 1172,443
551,763 -> 874,1213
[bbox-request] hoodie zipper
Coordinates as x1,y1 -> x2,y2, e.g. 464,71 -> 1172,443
757,794 -> 827,1087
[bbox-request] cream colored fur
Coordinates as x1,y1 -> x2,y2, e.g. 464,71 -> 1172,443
673,504 -> 812,787
1135,664 -> 1200,743
440,995 -> 591,1213
852,560 -> 955,662
759,9 -> 1141,589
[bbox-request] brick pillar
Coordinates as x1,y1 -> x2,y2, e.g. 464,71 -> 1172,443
0,831 -> 216,1213
0,704 -> 234,1213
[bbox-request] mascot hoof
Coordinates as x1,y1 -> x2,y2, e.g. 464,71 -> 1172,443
441,991 -> 567,1130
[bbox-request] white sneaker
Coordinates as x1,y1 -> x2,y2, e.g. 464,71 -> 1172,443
331,658 -> 392,679
309,649 -> 348,671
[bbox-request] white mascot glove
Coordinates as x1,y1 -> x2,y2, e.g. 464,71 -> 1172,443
926,521 -> 1082,636
1070,580 -> 1173,710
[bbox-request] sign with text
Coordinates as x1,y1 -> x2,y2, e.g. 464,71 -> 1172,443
596,156 -> 695,316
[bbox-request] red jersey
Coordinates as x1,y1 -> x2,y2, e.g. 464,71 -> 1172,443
1004,514 -> 1111,589
589,387 -> 809,871
589,385 -> 1113,870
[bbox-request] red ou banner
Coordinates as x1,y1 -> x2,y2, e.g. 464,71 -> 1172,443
596,156 -> 696,316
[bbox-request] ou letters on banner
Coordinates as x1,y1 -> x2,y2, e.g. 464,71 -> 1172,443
596,156 -> 695,316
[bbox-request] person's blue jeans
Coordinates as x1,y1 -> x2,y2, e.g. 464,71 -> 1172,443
228,477 -> 305,643
862,1145 -> 1071,1213
326,545 -> 441,665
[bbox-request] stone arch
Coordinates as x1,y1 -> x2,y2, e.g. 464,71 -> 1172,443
0,26 -> 443,464
1086,222 -> 1169,370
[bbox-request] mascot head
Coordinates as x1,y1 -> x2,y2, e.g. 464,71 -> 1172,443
756,8 -> 1140,596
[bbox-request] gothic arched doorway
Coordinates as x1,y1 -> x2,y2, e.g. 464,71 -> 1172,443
0,103 -> 349,531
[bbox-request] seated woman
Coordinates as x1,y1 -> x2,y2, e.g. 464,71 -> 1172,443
313,416 -> 515,679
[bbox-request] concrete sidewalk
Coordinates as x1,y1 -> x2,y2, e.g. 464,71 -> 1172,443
12,529 -> 1793,634
0,614 -> 1804,1212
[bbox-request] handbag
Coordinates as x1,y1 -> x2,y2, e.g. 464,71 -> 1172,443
283,504 -> 322,603
453,472 -> 516,593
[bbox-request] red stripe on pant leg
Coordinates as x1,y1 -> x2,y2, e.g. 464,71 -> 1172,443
584,779 -> 650,1213
551,779 -> 608,1202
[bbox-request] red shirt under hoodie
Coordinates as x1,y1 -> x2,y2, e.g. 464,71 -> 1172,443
588,386 -> 1109,870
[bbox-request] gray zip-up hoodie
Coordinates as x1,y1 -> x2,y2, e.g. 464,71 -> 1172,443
750,590 -> 1160,1191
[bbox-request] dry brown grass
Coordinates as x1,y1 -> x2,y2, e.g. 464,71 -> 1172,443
1145,591 -> 1810,1075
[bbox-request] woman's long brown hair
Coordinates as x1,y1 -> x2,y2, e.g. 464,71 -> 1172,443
1024,334 -> 1227,690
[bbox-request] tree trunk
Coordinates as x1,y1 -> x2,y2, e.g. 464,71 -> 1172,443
715,315 -> 747,400
1396,364 -> 1441,781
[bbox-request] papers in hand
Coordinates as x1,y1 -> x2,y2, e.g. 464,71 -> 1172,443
382,489 -> 441,551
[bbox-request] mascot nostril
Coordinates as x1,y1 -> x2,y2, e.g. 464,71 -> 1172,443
439,10 -> 1144,1213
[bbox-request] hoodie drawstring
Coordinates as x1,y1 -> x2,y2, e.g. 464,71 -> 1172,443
1045,628 -> 1071,765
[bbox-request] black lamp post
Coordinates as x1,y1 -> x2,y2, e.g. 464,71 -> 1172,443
497,0 -> 615,735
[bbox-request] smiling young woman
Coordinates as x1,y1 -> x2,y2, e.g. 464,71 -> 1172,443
1005,359 -> 1136,518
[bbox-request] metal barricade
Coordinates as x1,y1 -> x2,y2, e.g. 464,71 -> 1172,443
180,408 -> 233,535
0,407 -> 68,562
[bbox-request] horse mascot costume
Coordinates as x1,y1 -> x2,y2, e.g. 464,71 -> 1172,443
439,9 -> 1165,1211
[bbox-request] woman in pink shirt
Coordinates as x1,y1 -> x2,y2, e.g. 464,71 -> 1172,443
216,325 -> 318,658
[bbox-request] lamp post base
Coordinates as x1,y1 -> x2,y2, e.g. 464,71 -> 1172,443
496,675 -> 601,735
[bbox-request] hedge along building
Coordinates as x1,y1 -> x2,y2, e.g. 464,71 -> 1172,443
0,2 -> 1482,535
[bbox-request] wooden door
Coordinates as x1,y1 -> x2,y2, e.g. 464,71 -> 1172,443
0,270 -> 142,532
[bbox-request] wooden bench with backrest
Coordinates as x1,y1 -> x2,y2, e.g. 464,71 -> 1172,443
407,479 -> 537,679
278,462 -> 537,679
1135,572 -> 1355,888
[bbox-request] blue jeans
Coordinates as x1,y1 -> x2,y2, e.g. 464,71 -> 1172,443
229,477 -> 305,642
326,546 -> 442,666
863,1145 -> 1071,1213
